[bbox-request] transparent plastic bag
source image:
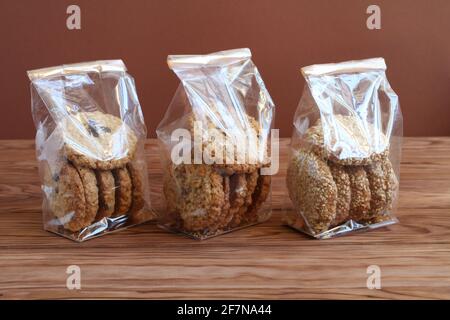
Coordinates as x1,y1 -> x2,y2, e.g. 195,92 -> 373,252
28,60 -> 154,242
285,58 -> 402,239
157,48 -> 275,239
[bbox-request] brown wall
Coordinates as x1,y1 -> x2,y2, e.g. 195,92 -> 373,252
0,0 -> 449,139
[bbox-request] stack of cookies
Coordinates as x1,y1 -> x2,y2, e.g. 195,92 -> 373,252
286,115 -> 398,236
162,113 -> 271,238
44,111 -> 146,233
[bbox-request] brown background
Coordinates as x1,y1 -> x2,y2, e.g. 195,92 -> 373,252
0,0 -> 448,139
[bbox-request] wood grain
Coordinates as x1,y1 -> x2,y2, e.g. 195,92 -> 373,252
0,138 -> 449,299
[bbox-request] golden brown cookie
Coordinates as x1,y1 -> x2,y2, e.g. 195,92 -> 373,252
188,113 -> 266,174
286,149 -> 337,234
347,166 -> 372,221
227,173 -> 248,228
245,171 -> 271,224
49,163 -> 89,232
166,164 -> 226,233
127,162 -> 145,215
365,158 -> 398,216
383,159 -> 398,211
112,167 -> 132,216
303,115 -> 388,166
329,162 -> 351,226
62,111 -> 137,170
95,170 -> 115,219
75,166 -> 99,226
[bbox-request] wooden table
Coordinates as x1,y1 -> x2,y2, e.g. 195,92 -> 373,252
0,138 -> 449,299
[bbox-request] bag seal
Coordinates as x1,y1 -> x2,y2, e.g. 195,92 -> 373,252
301,57 -> 386,77
27,60 -> 126,81
167,48 -> 251,70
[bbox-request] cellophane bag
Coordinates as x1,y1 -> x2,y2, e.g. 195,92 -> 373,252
28,60 -> 154,242
157,48 -> 275,239
285,58 -> 402,239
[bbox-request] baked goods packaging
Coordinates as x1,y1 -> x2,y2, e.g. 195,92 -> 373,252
286,58 -> 402,238
28,60 -> 153,242
157,48 -> 275,239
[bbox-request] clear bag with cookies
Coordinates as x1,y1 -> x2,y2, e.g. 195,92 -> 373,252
157,48 -> 275,239
286,58 -> 402,239
28,60 -> 154,242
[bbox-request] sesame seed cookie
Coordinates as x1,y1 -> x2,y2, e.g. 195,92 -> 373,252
287,149 -> 337,234
329,162 -> 351,226
303,115 -> 388,166
347,166 -> 372,221
95,170 -> 115,220
112,167 -> 132,216
365,158 -> 398,217
62,111 -> 137,170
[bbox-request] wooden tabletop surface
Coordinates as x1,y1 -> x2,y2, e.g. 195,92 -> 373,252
0,137 -> 449,300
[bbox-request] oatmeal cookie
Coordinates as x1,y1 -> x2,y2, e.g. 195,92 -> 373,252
347,166 -> 372,221
127,162 -> 145,215
62,111 -> 137,170
303,115 -> 388,166
95,170 -> 115,219
188,113 -> 266,174
245,170 -> 271,224
286,149 -> 337,234
49,163 -> 89,232
75,166 -> 99,226
329,162 -> 351,226
227,173 -> 248,227
112,167 -> 132,216
167,164 -> 227,232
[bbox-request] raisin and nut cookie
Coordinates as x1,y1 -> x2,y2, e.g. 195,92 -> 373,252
303,115 -> 389,166
62,111 -> 137,170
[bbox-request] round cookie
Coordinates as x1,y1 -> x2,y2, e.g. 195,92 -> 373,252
188,113 -> 266,174
245,172 -> 271,224
329,162 -> 351,226
127,162 -> 145,215
303,115 -> 388,166
167,164 -> 226,232
75,166 -> 99,227
112,167 -> 132,216
62,111 -> 137,170
383,159 -> 398,211
218,175 -> 232,229
95,170 -> 115,219
365,158 -> 398,216
227,173 -> 248,228
286,149 -> 337,234
49,163 -> 88,232
365,160 -> 387,216
347,166 -> 372,221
